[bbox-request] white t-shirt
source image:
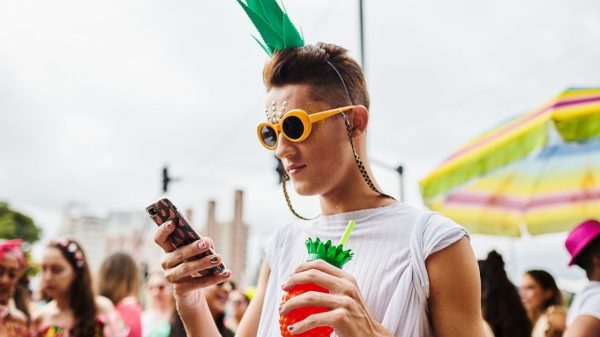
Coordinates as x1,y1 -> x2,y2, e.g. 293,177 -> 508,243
567,281 -> 600,326
256,202 -> 468,337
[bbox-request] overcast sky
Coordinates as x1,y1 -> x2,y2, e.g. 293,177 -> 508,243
1,0 -> 600,290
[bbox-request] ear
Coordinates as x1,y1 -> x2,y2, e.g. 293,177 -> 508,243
349,105 -> 369,139
592,253 -> 600,268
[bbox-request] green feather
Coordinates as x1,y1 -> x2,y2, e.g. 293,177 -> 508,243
281,12 -> 303,48
236,0 -> 304,56
258,0 -> 284,33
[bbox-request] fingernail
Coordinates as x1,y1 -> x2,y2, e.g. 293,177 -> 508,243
220,270 -> 230,277
198,241 -> 207,249
288,325 -> 295,332
279,305 -> 283,312
209,256 -> 218,263
165,221 -> 172,230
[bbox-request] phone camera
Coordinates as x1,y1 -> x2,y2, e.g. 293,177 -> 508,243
148,207 -> 158,216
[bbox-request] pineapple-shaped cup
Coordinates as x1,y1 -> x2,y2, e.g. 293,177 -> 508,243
279,220 -> 356,337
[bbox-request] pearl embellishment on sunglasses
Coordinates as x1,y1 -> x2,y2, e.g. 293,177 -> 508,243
265,101 -> 288,123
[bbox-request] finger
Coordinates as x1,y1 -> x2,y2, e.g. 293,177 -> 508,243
161,238 -> 215,269
170,269 -> 232,295
280,291 -> 353,314
293,259 -> 347,279
154,221 -> 176,252
282,268 -> 354,295
286,309 -> 344,334
164,254 -> 225,283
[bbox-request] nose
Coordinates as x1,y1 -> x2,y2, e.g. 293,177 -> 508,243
42,269 -> 53,283
275,133 -> 295,160
0,273 -> 10,284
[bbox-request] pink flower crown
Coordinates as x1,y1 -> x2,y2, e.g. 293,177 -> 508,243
51,239 -> 85,268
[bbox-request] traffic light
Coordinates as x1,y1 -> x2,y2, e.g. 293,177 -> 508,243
162,166 -> 171,193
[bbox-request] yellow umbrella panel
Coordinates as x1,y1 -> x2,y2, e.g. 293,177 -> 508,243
427,141 -> 600,236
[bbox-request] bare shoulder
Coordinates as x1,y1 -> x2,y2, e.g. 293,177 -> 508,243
9,307 -> 28,324
426,236 -> 473,267
564,315 -> 600,337
31,301 -> 57,327
95,295 -> 116,313
425,237 -> 483,337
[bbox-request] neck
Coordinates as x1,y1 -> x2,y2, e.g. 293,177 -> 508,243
528,308 -> 543,324
319,159 -> 394,215
156,301 -> 173,315
54,294 -> 70,311
589,269 -> 600,282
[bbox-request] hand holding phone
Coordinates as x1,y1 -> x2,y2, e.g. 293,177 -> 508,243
146,198 -> 226,275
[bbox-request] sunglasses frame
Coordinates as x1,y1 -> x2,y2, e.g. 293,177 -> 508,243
257,105 -> 356,150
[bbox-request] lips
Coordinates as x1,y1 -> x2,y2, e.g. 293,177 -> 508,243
286,164 -> 306,176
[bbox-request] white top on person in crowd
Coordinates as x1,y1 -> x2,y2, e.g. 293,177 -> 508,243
567,281 -> 600,326
257,202 -> 468,337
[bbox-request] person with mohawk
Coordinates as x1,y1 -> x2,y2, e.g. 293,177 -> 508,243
154,1 -> 484,336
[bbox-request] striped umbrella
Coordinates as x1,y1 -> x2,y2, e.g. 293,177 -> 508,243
420,87 -> 600,236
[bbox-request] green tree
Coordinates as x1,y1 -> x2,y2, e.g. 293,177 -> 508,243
0,202 -> 42,243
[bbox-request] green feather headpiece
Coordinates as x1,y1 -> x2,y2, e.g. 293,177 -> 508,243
236,0 -> 304,56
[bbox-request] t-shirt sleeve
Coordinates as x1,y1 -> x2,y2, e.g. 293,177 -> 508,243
422,212 -> 469,258
408,211 -> 469,301
578,289 -> 600,321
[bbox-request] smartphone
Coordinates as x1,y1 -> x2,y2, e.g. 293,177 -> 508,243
146,197 -> 226,275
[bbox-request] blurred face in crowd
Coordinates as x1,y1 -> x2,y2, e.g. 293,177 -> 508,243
41,247 -> 76,300
229,290 -> 249,322
147,273 -> 173,309
205,281 -> 233,318
520,273 -> 551,312
0,254 -> 20,305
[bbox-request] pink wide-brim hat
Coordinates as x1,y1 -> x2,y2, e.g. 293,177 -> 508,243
565,219 -> 600,266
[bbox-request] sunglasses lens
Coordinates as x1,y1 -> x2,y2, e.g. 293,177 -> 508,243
282,116 -> 304,140
260,125 -> 277,148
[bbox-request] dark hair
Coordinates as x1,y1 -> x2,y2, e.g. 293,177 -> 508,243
13,273 -> 31,323
48,239 -> 96,337
263,42 -> 369,109
479,250 -> 532,337
574,236 -> 600,276
97,252 -> 139,305
524,269 -> 563,308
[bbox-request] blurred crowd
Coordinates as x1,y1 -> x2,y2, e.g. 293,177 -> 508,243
0,240 -> 253,337
1,219 -> 599,337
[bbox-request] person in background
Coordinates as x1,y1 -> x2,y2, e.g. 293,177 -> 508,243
226,288 -> 251,333
520,270 -> 566,337
204,281 -> 235,337
98,252 -> 143,337
479,250 -> 532,337
142,272 -> 175,337
13,272 -> 32,324
0,239 -> 29,337
32,239 -> 128,337
563,219 -> 600,337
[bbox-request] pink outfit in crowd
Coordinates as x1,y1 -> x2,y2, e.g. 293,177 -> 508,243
116,297 -> 142,337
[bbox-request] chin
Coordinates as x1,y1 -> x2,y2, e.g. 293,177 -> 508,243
291,180 -> 321,196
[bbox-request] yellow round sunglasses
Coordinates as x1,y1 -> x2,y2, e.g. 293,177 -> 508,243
257,105 -> 356,150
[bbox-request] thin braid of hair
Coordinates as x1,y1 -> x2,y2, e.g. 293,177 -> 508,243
281,53 -> 394,220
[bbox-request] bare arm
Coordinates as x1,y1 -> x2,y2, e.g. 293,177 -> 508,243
426,237 -> 484,337
235,259 -> 271,337
563,316 -> 600,337
546,310 -> 566,337
154,221 -> 231,337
